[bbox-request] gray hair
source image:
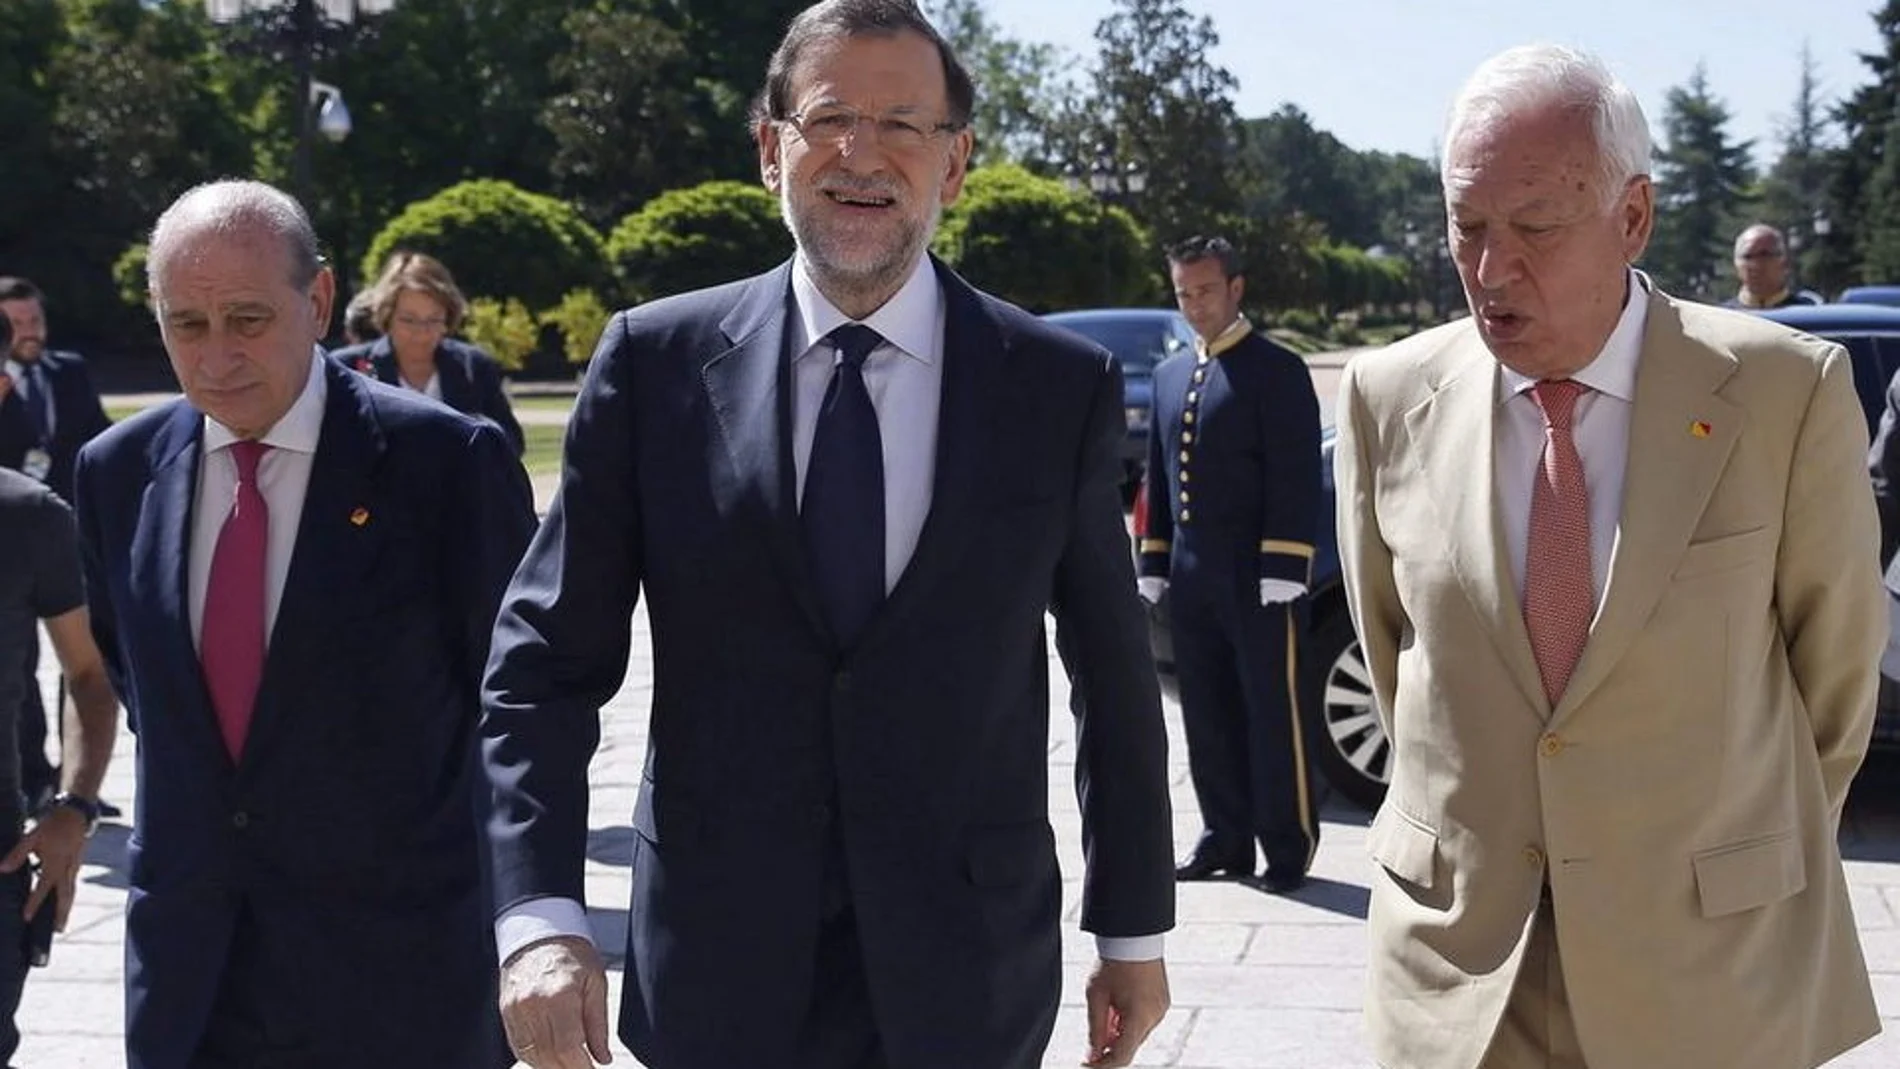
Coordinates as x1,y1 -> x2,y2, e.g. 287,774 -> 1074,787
1734,223 -> 1787,258
147,179 -> 323,298
1443,44 -> 1651,210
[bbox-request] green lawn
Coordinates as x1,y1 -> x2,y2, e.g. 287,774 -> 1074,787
509,395 -> 577,414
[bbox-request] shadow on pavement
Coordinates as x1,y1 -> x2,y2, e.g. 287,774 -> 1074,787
1263,874 -> 1369,919
80,822 -> 130,890
587,825 -> 634,867
588,905 -> 629,967
1842,752 -> 1900,863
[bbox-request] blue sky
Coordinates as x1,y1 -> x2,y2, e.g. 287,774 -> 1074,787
981,0 -> 1885,168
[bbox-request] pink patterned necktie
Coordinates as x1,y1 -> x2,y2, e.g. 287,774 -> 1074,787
1523,380 -> 1593,707
202,440 -> 270,760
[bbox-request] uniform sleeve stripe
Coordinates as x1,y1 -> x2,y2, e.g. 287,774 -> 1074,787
1259,539 -> 1315,558
1139,539 -> 1171,554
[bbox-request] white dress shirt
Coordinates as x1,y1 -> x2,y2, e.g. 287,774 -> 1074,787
188,349 -> 327,647
1496,270 -> 1650,613
497,255 -> 1166,966
398,369 -> 442,402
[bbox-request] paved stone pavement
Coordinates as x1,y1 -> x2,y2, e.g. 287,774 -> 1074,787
14,600 -> 1900,1068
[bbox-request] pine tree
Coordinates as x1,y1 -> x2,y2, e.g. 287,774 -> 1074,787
1647,64 -> 1756,301
1755,43 -> 1834,295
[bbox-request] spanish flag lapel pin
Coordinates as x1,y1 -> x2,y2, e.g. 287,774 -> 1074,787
1689,420 -> 1712,439
349,506 -> 371,527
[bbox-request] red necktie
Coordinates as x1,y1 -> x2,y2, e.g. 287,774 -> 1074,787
1523,380 -> 1593,707
202,440 -> 270,760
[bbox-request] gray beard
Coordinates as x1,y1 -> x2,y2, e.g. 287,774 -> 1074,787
781,187 -> 940,313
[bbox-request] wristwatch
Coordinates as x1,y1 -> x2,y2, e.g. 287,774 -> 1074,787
46,792 -> 101,838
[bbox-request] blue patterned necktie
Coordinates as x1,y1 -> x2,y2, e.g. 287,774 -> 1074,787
802,324 -> 886,646
21,362 -> 50,443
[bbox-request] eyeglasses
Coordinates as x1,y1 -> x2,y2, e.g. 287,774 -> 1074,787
783,105 -> 963,152
393,313 -> 448,331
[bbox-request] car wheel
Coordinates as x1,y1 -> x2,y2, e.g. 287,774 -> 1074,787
1300,606 -> 1388,810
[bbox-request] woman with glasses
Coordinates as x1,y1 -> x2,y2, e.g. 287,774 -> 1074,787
335,251 -> 525,456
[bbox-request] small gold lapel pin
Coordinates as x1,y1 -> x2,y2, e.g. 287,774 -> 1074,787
1689,420 -> 1712,438
349,506 -> 370,527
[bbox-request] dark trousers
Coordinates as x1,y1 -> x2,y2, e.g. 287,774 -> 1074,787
798,820 -> 888,1069
0,833 -> 30,1068
1170,588 -> 1320,876
190,904 -> 319,1069
14,645 -> 54,809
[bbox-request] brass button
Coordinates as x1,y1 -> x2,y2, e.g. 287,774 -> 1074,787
1179,451 -> 1190,464
1192,368 -> 1207,383
1539,734 -> 1565,758
1523,845 -> 1545,869
1180,470 -> 1191,483
1187,391 -> 1199,404
1180,508 -> 1192,522
1181,432 -> 1194,445
1179,490 -> 1190,503
1184,410 -> 1196,423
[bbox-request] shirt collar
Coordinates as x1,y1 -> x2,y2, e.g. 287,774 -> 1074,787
1737,287 -> 1790,309
202,346 -> 328,456
1500,268 -> 1649,405
1199,315 -> 1253,358
790,253 -> 941,366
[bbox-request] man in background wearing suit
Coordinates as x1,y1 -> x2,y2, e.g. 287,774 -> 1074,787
74,180 -> 536,1069
1138,235 -> 1322,893
1336,45 -> 1884,1069
0,276 -> 113,814
482,3 -> 1174,1068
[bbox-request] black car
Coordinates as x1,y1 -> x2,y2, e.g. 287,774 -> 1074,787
1041,309 -> 1198,495
1147,302 -> 1900,812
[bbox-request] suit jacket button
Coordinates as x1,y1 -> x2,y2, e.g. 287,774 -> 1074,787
1523,845 -> 1545,869
1539,734 -> 1565,758
231,810 -> 250,830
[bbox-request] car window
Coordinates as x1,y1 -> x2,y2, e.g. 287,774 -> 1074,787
1058,321 -> 1188,378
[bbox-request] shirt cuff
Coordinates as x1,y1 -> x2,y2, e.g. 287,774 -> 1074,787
1095,933 -> 1166,962
496,896 -> 594,964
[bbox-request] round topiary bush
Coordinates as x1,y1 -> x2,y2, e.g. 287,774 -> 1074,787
362,179 -> 609,312
607,180 -> 792,305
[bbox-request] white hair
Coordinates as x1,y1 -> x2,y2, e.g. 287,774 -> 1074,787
1443,44 -> 1651,209
147,179 -> 323,298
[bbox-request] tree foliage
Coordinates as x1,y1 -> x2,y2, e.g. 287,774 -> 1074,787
1647,64 -> 1756,300
606,180 -> 792,305
934,165 -> 1153,311
925,0 -> 1071,166
362,179 -> 609,312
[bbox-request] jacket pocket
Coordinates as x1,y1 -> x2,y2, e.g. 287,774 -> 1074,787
1692,829 -> 1806,917
1673,527 -> 1773,580
964,822 -> 1056,887
1367,804 -> 1438,889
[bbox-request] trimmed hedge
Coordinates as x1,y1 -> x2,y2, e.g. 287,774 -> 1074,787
362,179 -> 609,312
934,165 -> 1156,312
607,180 -> 792,305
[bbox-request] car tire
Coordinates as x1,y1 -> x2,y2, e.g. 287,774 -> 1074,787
1300,605 -> 1388,811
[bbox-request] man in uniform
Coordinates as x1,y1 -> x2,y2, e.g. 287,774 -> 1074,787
1138,235 -> 1323,893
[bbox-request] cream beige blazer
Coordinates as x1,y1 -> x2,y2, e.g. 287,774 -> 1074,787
1336,290 -> 1885,1069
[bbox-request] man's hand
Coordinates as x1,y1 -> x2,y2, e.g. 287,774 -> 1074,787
1259,578 -> 1306,606
1082,957 -> 1170,1067
0,806 -> 86,930
499,935 -> 613,1068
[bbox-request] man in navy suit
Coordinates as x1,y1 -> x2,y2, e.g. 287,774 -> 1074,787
73,180 -> 536,1069
0,276 -> 113,812
482,3 -> 1175,1068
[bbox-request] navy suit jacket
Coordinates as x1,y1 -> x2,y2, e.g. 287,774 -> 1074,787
74,359 -> 536,1069
330,336 -> 525,457
0,349 -> 111,500
482,259 -> 1175,1069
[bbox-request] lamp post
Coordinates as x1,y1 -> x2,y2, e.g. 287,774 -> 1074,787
205,0 -> 390,203
1082,140 -> 1146,305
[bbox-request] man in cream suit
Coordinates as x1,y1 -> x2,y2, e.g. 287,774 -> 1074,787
1336,45 -> 1885,1069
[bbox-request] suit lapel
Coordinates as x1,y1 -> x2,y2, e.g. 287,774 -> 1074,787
1401,341 -> 1550,717
861,263 -> 1003,646
244,361 -> 387,768
1554,293 -> 1742,720
367,339 -> 400,387
701,264 -> 829,638
128,403 -> 223,756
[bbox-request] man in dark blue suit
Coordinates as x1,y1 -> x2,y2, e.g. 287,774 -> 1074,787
72,180 -> 536,1069
482,3 -> 1175,1069
1138,236 -> 1323,894
0,276 -> 113,812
